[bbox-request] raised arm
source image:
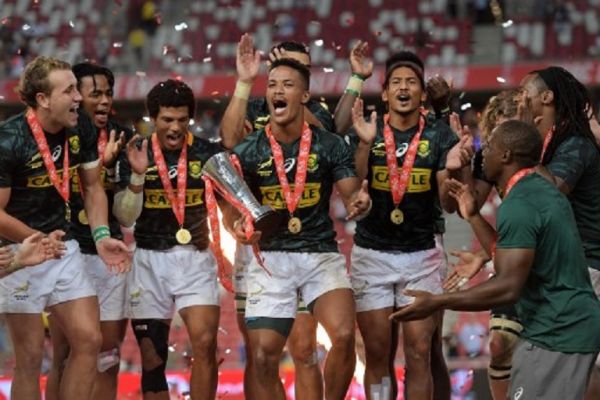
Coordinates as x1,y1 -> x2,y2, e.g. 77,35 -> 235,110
334,40 -> 373,134
350,98 -> 377,180
220,33 -> 261,149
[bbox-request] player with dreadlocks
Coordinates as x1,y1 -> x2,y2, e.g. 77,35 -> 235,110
518,66 -> 600,398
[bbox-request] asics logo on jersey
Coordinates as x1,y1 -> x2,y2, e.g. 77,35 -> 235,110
371,142 -> 409,158
52,145 -> 62,162
168,165 -> 178,179
284,158 -> 295,173
513,387 -> 524,400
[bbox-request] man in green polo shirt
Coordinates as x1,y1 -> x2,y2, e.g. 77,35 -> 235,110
392,119 -> 600,400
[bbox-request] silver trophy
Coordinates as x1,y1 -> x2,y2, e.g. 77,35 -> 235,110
202,151 -> 283,239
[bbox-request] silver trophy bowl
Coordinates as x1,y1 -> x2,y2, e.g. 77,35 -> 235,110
202,151 -> 283,239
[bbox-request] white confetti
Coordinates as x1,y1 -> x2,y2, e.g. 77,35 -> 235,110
135,71 -> 146,77
68,20 -> 75,28
22,23 -> 31,31
323,67 -> 334,73
189,118 -> 195,125
112,42 -> 123,48
460,103 -> 472,111
142,116 -> 150,122
203,57 -> 212,63
314,39 -> 324,47
502,20 -> 513,28
206,43 -> 212,52
496,76 -> 506,83
174,22 -> 188,31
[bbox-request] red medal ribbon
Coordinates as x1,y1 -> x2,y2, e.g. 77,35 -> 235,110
202,154 -> 271,289
151,132 -> 187,227
540,126 -> 554,161
383,111 -> 426,207
264,122 -> 312,216
26,109 -> 70,203
97,128 -> 107,165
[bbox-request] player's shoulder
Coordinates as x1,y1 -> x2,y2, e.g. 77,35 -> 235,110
0,112 -> 27,139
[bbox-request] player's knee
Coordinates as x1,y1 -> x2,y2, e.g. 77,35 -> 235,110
404,336 -> 432,363
329,324 -> 355,352
15,345 -> 44,372
252,345 -> 280,377
189,329 -> 218,359
289,339 -> 318,367
132,319 -> 170,372
70,327 -> 102,355
141,364 -> 169,393
489,331 -> 507,360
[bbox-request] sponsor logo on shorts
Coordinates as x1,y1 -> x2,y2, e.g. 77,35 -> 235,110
27,166 -> 78,188
513,387 -> 523,400
371,166 -> 431,193
143,188 -> 204,208
12,281 -> 30,301
247,283 -> 264,305
129,287 -> 142,307
259,183 -> 321,209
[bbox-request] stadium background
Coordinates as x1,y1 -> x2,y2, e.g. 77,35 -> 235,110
0,0 -> 599,398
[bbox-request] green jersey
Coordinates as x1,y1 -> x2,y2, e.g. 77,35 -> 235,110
497,173 -> 600,353
233,125 -> 356,252
116,135 -> 222,251
349,117 -> 458,252
70,120 -> 133,254
0,111 -> 98,239
545,136 -> 600,270
247,97 -> 335,133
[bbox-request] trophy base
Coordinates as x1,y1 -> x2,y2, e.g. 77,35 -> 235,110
254,208 -> 285,240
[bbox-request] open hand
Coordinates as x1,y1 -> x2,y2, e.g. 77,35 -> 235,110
444,250 -> 487,292
96,237 -> 131,273
126,134 -> 149,176
445,179 -> 478,220
237,33 -> 261,83
103,130 -> 126,167
349,40 -> 373,79
351,98 -> 377,145
389,290 -> 439,321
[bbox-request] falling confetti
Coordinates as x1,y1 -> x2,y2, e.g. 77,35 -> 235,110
68,20 -> 75,28
314,39 -> 324,47
460,103 -> 472,111
112,42 -> 123,48
22,23 -> 31,31
496,76 -> 506,83
203,57 -> 212,63
206,43 -> 212,52
135,71 -> 146,77
323,67 -> 334,73
142,116 -> 150,122
174,22 -> 188,31
502,19 -> 513,28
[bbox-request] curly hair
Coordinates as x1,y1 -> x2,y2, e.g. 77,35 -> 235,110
146,79 -> 195,118
18,56 -> 72,108
479,89 -> 519,140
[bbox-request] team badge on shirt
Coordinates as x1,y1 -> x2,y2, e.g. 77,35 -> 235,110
189,161 -> 202,178
69,135 -> 80,154
417,140 -> 430,158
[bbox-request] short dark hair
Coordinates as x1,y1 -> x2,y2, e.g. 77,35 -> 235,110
493,120 -> 542,168
72,62 -> 115,90
269,58 -> 311,90
383,51 -> 425,89
146,79 -> 195,118
271,41 -> 309,55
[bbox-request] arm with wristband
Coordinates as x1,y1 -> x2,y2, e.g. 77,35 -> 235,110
113,134 -> 148,228
333,40 -> 373,134
219,33 -> 261,149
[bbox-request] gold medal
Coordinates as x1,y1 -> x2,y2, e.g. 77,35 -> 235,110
176,228 -> 192,244
288,216 -> 302,234
78,210 -> 89,225
390,208 -> 404,225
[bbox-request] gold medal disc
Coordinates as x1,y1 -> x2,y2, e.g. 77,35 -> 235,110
176,228 -> 192,244
288,217 -> 302,234
78,210 -> 89,225
390,208 -> 404,225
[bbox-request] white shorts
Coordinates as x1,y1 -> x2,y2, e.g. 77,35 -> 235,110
351,245 -> 445,312
233,243 -> 253,295
0,240 -> 96,314
84,253 -> 127,321
245,251 -> 351,319
435,233 -> 449,280
128,246 -> 220,319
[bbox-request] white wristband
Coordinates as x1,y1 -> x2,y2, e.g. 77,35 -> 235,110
233,80 -> 252,101
130,172 -> 145,186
